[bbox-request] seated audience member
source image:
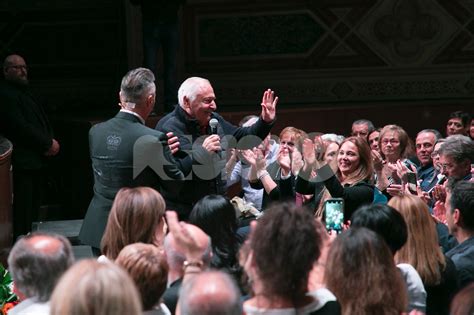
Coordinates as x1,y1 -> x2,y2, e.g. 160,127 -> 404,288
226,115 -> 279,210
415,129 -> 443,192
297,136 -> 374,220
162,220 -> 212,314
438,135 -> 473,182
177,271 -> 242,315
325,228 -> 407,315
115,243 -> 170,315
368,128 -> 381,153
155,77 -> 277,220
241,203 -> 341,314
7,232 -> 74,315
446,111 -> 471,137
50,259 -> 142,315
100,187 -> 167,261
188,195 -> 242,280
247,127 -> 307,209
320,133 -> 344,163
450,283 -> 474,315
445,180 -> 474,289
373,124 -> 416,192
351,204 -> 427,313
351,119 -> 374,140
388,194 -> 458,315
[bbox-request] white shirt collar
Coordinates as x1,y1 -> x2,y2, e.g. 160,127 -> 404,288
120,109 -> 145,124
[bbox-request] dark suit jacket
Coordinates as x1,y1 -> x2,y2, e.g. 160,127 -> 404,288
155,105 -> 274,219
0,81 -> 53,170
79,111 -> 183,249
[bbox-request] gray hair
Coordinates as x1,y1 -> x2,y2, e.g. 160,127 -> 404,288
120,68 -> 155,107
179,271 -> 242,315
178,77 -> 210,107
8,232 -> 74,302
352,119 -> 375,133
417,129 -> 443,141
438,135 -> 474,163
322,133 -> 345,145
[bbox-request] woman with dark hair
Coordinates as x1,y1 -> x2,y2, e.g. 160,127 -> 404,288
297,136 -> 374,220
188,195 -> 241,278
325,228 -> 407,315
100,187 -> 167,261
388,194 -> 458,315
241,203 -> 340,314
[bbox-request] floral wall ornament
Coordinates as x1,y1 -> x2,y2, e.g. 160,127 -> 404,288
374,0 -> 439,59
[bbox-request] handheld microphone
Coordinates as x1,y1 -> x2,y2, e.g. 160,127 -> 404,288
209,118 -> 219,135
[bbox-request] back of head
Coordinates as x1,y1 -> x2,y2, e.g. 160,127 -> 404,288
178,271 -> 242,315
101,187 -> 166,259
50,259 -> 142,315
115,243 -> 168,311
248,203 -> 321,300
449,180 -> 474,231
120,67 -> 155,109
7,232 -> 74,302
351,203 -> 408,254
189,195 -> 238,253
388,194 -> 445,285
450,283 -> 474,315
325,227 -> 407,315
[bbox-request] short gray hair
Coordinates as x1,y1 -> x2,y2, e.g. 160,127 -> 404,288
8,232 -> 74,302
352,119 -> 375,133
438,135 -> 474,163
179,271 -> 242,315
178,77 -> 210,107
417,129 -> 442,141
120,67 -> 155,105
322,133 -> 345,145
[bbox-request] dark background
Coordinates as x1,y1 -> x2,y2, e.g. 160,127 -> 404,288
1,0 -> 473,219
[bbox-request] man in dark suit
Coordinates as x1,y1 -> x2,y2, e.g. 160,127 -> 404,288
0,54 -> 60,238
78,68 -> 183,253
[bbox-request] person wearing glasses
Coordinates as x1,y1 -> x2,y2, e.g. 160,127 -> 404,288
0,54 -> 60,238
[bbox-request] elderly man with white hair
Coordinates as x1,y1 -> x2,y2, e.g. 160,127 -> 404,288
155,77 -> 278,219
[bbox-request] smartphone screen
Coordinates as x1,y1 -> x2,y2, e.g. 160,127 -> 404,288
406,172 -> 417,195
324,198 -> 344,233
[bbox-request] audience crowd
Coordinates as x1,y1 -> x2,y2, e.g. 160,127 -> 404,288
2,57 -> 474,315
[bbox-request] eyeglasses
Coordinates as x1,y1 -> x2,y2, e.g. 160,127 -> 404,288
381,139 -> 400,145
431,151 -> 439,158
7,65 -> 28,71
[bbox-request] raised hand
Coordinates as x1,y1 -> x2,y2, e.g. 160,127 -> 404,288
302,138 -> 316,171
277,147 -> 291,174
260,89 -> 278,123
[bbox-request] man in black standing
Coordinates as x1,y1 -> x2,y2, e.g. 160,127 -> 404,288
0,54 -> 60,238
78,68 -> 183,253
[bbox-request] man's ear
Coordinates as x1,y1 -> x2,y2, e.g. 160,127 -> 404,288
453,208 -> 461,225
183,96 -> 190,108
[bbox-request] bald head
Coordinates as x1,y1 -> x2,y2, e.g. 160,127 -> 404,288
3,54 -> 28,85
8,232 -> 74,301
178,271 -> 242,315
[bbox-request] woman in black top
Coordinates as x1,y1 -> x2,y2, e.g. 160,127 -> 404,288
296,136 -> 374,220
